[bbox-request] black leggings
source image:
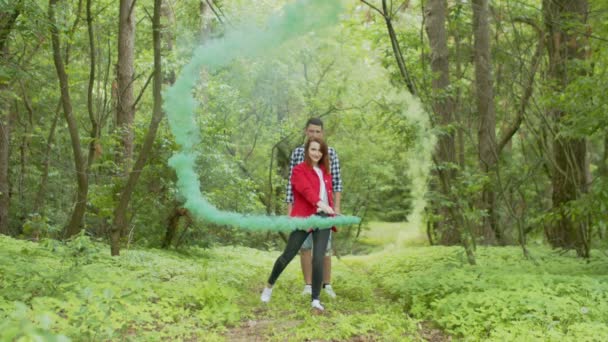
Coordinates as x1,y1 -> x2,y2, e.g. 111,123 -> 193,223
267,228 -> 331,300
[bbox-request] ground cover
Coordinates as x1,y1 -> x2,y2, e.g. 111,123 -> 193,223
2,223 -> 607,341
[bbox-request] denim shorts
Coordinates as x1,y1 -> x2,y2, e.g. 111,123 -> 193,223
300,230 -> 332,254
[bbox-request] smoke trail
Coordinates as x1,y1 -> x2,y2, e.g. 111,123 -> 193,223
399,94 -> 435,245
164,0 -> 360,232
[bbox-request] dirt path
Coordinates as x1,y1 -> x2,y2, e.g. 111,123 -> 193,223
224,222 -> 450,341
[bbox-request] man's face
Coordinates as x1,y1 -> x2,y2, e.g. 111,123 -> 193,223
305,124 -> 324,140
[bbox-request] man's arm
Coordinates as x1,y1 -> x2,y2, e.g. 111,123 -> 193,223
329,147 -> 342,214
334,192 -> 341,215
286,147 -> 304,215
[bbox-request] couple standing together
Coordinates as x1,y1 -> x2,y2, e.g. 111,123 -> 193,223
260,117 -> 343,312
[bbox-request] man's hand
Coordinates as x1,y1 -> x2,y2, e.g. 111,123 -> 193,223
334,192 -> 341,215
316,202 -> 335,215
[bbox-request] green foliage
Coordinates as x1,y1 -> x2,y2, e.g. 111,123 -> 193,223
5,229 -> 608,341
21,214 -> 59,240
0,234 -> 422,341
0,235 -> 238,340
3,0 -> 428,252
0,302 -> 70,342
370,246 -> 608,341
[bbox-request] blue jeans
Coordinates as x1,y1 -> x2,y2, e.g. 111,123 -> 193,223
300,231 -> 332,254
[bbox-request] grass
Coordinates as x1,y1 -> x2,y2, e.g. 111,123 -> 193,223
0,234 -> 421,341
2,223 -> 607,341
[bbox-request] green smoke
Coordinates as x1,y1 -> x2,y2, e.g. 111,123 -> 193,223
399,95 -> 435,245
164,0 -> 360,232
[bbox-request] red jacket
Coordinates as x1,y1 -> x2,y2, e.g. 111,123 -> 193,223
290,162 -> 334,218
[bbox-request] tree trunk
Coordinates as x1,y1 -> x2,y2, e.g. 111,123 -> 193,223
0,98 -> 9,235
424,0 -> 458,244
453,25 -> 465,168
161,0 -> 176,85
162,206 -> 191,248
49,0 -> 89,238
116,0 -> 136,175
472,0 -> 500,244
600,134 -> 608,177
543,0 -> 590,257
0,1 -> 23,235
111,0 -> 164,256
382,0 -> 416,95
199,0 -> 212,40
360,0 -> 416,95
34,102 -> 61,214
86,0 -> 100,169
19,83 -> 34,206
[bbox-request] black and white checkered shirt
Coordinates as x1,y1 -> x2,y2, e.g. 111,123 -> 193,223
285,145 -> 342,203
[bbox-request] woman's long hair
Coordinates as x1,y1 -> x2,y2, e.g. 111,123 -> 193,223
304,137 -> 330,172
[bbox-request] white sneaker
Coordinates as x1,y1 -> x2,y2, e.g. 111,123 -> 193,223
260,287 -> 273,303
324,284 -> 336,298
301,284 -> 312,296
311,299 -> 324,311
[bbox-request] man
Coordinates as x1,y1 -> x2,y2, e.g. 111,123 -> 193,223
286,117 -> 342,298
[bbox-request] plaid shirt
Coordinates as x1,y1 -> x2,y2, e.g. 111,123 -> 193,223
285,145 -> 342,203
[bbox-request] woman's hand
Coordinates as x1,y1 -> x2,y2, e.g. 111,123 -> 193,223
316,201 -> 335,215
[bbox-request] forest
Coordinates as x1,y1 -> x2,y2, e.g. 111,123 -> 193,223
1,0 -> 607,340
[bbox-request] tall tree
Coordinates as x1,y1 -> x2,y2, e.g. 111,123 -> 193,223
111,0 -> 165,255
0,85 -> 9,235
425,0 -> 459,243
424,0 -> 458,244
33,105 -> 61,213
49,0 -> 89,237
161,0 -> 175,84
472,0 -> 500,243
116,0 -> 136,174
543,0 -> 590,257
360,0 -> 416,95
86,0 -> 101,169
0,1 -> 22,235
199,0 -> 213,39
424,0 -> 475,265
36,0 -> 89,215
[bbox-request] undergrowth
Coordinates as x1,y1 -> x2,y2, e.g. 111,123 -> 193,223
366,246 -> 608,341
0,234 -> 418,341
2,232 -> 607,341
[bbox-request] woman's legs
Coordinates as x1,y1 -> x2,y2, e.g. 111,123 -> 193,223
310,229 -> 330,301
267,230 -> 310,286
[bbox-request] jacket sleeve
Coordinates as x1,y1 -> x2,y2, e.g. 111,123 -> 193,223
329,148 -> 342,193
285,148 -> 301,203
291,165 -> 320,207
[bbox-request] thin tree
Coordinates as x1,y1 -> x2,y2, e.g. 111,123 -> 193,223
49,0 -> 89,238
424,0 -> 475,265
472,0 -> 500,244
86,0 -> 101,169
360,0 -> 416,95
199,0 -> 213,39
423,0 -> 460,244
33,104 -> 61,213
116,0 -> 136,174
543,0 -> 590,257
496,17 -> 545,259
0,1 -> 22,235
111,0 -> 165,255
36,0 -> 89,215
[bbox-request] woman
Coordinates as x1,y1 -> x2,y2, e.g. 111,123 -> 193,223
260,137 -> 335,311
